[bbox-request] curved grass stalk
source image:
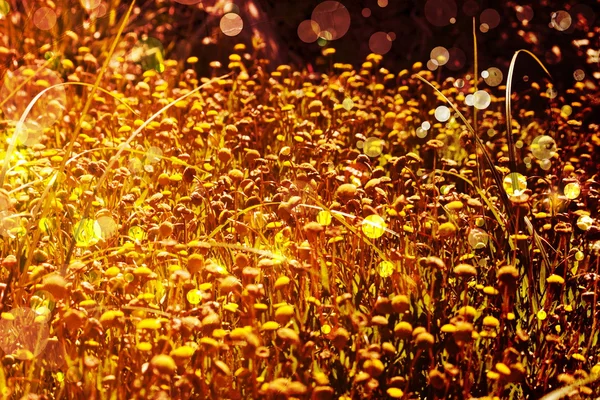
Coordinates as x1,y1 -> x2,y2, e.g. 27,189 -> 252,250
434,169 -> 507,231
415,67 -> 541,312
0,82 -> 140,185
0,58 -> 55,110
3,80 -> 145,264
523,215 -> 552,277
92,71 -> 231,192
506,49 -> 552,177
502,50 -> 551,313
413,73 -> 516,227
505,50 -> 552,189
62,67 -> 230,268
36,73 -> 231,273
15,0 -> 138,288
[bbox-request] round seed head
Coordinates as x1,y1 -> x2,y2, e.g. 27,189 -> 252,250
497,265 -> 519,287
150,354 -> 177,375
394,321 -> 413,339
335,183 -> 358,203
415,332 -> 435,349
453,264 -> 477,277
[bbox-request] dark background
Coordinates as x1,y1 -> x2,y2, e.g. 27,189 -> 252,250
140,0 -> 600,91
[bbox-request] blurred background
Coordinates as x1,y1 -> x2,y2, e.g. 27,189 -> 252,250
137,0 -> 600,90
3,0 -> 597,93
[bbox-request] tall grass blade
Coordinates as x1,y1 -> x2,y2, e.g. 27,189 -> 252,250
18,0 -> 138,283
505,50 -> 552,177
413,74 -> 516,228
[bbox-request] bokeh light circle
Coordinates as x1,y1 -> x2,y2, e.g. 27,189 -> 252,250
362,8 -> 371,18
577,215 -> 593,231
363,137 -> 385,157
0,191 -> 11,212
0,0 -> 10,19
480,8 -> 501,29
89,2 -> 108,19
446,47 -> 466,71
573,69 -> 585,81
40,339 -> 66,371
430,46 -> 449,66
220,13 -> 243,37
551,11 -> 572,31
223,3 -> 240,14
129,38 -> 165,72
128,158 -> 143,175
319,30 -> 334,41
145,146 -> 163,164
80,0 -> 101,11
298,20 -> 320,43
468,228 -> 489,249
531,135 -> 557,160
66,366 -> 83,383
465,94 -> 474,106
378,261 -> 394,277
369,32 -> 393,55
362,215 -> 386,239
96,215 -> 118,239
311,1 -> 351,41
540,159 -> 552,170
75,218 -> 102,247
473,90 -> 491,109
484,67 -> 503,86
31,290 -> 56,317
424,0 -> 457,27
435,106 -> 451,122
571,4 -> 596,30
416,127 -> 427,138
503,172 -> 527,196
0,307 -> 50,360
33,7 -> 57,30
564,182 -> 580,200
516,5 -> 534,24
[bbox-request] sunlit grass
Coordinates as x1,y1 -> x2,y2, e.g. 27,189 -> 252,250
0,0 -> 598,399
